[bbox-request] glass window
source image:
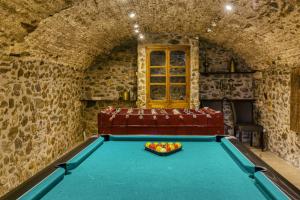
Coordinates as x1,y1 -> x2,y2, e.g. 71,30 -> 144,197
147,47 -> 189,107
170,51 -> 186,66
150,68 -> 166,75
170,86 -> 186,100
150,85 -> 166,100
150,51 -> 166,66
170,67 -> 185,75
170,76 -> 186,83
150,77 -> 166,83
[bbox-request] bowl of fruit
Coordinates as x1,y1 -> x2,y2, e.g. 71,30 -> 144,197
145,142 -> 182,156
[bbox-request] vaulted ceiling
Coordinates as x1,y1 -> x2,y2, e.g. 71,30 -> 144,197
1,0 -> 299,69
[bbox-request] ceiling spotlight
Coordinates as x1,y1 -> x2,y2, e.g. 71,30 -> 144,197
128,12 -> 136,18
225,4 -> 233,11
134,29 -> 140,33
207,28 -> 212,33
138,34 -> 144,39
133,24 -> 139,28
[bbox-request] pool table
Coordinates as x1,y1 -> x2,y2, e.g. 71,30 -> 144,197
4,135 -> 299,200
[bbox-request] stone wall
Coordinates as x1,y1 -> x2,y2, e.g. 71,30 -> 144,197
200,74 -> 253,100
255,66 -> 300,168
199,40 -> 251,73
83,39 -> 138,101
83,35 -> 255,108
0,58 -> 84,196
199,39 -> 253,100
81,39 -> 138,137
199,40 -> 254,135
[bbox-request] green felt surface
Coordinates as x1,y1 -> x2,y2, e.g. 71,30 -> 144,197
254,172 -> 289,200
20,168 -> 65,200
66,137 -> 104,170
221,138 -> 255,174
40,138 -> 273,200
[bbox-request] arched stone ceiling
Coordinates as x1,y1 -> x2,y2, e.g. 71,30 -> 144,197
1,0 -> 300,69
0,1 -> 76,51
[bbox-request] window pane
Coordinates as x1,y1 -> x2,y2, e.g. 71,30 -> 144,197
150,51 -> 166,66
170,51 -> 186,66
150,77 -> 166,83
150,68 -> 166,75
170,86 -> 186,100
150,85 -> 166,100
170,76 -> 186,83
170,67 -> 185,75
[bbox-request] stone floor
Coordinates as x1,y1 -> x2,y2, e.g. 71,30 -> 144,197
248,146 -> 300,189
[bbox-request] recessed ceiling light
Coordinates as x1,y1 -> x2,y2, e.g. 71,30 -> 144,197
128,12 -> 136,18
134,29 -> 140,33
138,34 -> 144,39
225,4 -> 233,11
133,24 -> 139,28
